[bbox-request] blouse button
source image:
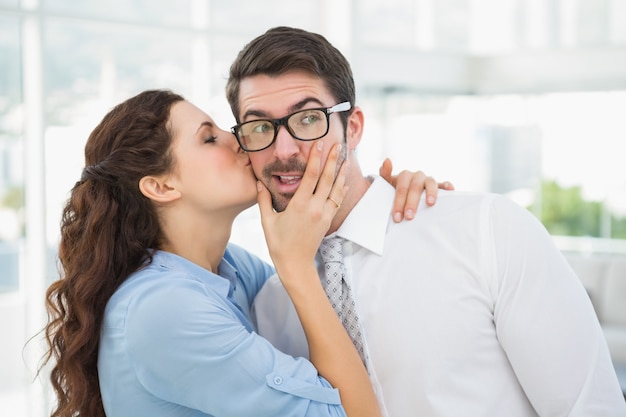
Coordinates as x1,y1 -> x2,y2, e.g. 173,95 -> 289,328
273,376 -> 283,385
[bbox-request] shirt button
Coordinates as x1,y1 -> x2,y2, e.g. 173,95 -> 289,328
273,376 -> 283,385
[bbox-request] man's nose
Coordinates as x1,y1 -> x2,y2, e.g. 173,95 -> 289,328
272,125 -> 300,159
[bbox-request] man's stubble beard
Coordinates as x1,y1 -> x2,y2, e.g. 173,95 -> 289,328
265,141 -> 348,213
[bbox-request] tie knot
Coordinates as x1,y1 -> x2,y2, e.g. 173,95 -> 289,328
320,236 -> 345,263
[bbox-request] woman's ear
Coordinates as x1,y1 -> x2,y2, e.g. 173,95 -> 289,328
139,175 -> 181,203
346,106 -> 364,151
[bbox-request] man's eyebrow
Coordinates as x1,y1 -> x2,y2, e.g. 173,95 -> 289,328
241,97 -> 325,120
195,120 -> 214,134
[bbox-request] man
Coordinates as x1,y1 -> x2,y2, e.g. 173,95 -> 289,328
226,27 -> 626,416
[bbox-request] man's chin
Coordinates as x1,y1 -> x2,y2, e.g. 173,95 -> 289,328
271,193 -> 293,212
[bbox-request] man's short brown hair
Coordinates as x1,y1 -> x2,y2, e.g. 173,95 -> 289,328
226,26 -> 355,128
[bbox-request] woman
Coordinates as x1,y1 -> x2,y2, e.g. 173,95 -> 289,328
41,89 -> 445,417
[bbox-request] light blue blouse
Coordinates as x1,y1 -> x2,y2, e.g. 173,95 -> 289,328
98,244 -> 346,417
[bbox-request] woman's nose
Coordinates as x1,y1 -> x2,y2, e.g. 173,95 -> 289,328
223,130 -> 243,152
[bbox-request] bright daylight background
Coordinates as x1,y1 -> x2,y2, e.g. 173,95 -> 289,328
1,0 -> 626,415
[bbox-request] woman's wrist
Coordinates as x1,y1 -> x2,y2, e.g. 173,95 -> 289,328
274,263 -> 319,294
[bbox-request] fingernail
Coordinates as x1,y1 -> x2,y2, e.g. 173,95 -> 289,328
405,209 -> 414,219
393,212 -> 402,222
257,181 -> 262,192
427,196 -> 435,205
317,141 -> 324,151
336,144 -> 342,154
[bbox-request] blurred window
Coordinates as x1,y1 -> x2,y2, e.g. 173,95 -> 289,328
357,91 -> 626,240
42,18 -> 198,286
209,1 -> 320,33
0,14 -> 22,293
41,0 -> 192,26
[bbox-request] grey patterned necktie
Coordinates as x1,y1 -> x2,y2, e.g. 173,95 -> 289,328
319,236 -> 367,366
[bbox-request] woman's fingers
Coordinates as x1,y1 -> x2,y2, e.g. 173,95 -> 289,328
378,157 -> 393,181
256,180 -> 273,225
294,140 -> 324,200
379,157 -> 457,222
326,161 -> 347,211
292,141 -> 344,208
439,180 -> 455,191
259,142 -> 346,268
314,143 -> 345,207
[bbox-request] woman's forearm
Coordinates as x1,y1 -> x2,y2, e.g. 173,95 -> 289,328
278,263 -> 381,417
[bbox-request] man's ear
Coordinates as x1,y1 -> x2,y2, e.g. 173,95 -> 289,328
139,175 -> 181,203
346,106 -> 364,151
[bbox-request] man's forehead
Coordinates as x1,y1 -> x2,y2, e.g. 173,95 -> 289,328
238,73 -> 332,117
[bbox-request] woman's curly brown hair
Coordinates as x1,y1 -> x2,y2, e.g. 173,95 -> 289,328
40,89 -> 184,417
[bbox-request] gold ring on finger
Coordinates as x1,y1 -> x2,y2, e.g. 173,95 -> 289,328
328,196 -> 341,209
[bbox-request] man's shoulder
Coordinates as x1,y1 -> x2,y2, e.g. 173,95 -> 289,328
414,190 -> 499,214
391,191 -> 531,234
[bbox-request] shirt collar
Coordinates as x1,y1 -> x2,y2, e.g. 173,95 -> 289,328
335,176 -> 394,256
150,249 -> 238,299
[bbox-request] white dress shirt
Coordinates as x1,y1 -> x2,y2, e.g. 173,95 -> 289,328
253,177 -> 626,417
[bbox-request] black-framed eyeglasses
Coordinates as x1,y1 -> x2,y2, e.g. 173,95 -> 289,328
231,102 -> 352,152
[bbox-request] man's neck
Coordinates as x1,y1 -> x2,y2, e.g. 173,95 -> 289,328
326,170 -> 372,235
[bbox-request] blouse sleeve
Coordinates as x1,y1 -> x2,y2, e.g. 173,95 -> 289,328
124,275 -> 346,417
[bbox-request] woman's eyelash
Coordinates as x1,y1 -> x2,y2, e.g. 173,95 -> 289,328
204,136 -> 217,143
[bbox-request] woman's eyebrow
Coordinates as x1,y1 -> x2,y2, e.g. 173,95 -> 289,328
195,120 -> 214,134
